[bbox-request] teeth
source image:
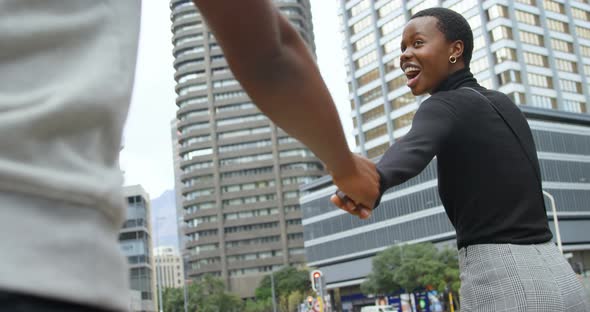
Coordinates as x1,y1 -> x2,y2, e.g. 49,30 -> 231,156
404,66 -> 420,74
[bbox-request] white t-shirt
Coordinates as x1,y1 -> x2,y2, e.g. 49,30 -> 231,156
0,1 -> 141,310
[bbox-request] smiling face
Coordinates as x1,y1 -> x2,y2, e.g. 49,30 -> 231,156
400,16 -> 464,95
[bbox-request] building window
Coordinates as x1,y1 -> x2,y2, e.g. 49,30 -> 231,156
217,126 -> 271,140
359,86 -> 382,105
178,83 -> 207,96
182,160 -> 213,173
447,0 -> 477,14
367,142 -> 389,159
279,148 -> 314,158
353,33 -> 376,52
384,59 -> 399,74
470,57 -> 489,75
357,68 -> 380,88
572,7 -> 590,22
221,180 -> 275,193
364,124 -> 387,142
218,139 -> 272,154
487,4 -> 509,21
473,36 -> 486,52
410,0 -> 437,16
495,47 -> 518,63
531,95 -> 557,109
355,50 -> 378,69
576,26 -> 590,40
563,100 -> 587,113
508,92 -> 526,105
546,19 -> 568,33
184,188 -> 214,201
362,105 -> 385,123
215,102 -> 256,113
390,92 -> 416,110
394,111 -> 416,129
348,0 -> 370,18
378,0 -> 402,18
551,38 -> 574,53
515,0 -> 536,5
350,15 -> 372,35
467,14 -> 482,30
183,175 -> 214,188
515,10 -> 540,26
182,147 -> 213,161
216,114 -> 266,127
559,79 -> 583,93
383,35 -> 402,54
554,59 -> 577,73
523,52 -> 549,67
219,153 -> 273,166
380,15 -> 405,37
543,0 -> 565,14
497,70 -> 522,85
580,45 -> 590,57
177,71 -> 206,84
179,108 -> 209,121
387,74 -> 407,92
178,96 -> 208,109
519,31 -> 544,47
220,166 -> 274,180
489,26 -> 513,41
528,73 -> 553,88
214,90 -> 247,102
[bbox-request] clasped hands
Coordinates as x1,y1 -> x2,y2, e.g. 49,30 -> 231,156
329,154 -> 380,219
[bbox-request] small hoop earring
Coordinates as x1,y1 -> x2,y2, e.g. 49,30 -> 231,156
449,55 -> 457,64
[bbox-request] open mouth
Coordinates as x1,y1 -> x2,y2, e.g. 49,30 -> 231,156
404,66 -> 421,88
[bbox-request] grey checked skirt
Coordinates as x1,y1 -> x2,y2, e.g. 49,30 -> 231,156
458,242 -> 590,311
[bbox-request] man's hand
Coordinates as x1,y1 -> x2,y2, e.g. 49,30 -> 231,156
329,154 -> 380,219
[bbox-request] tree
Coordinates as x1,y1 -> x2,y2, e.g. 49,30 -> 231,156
287,290 -> 304,312
243,298 -> 272,312
161,274 -> 244,312
255,266 -> 313,312
361,243 -> 460,308
255,266 -> 311,301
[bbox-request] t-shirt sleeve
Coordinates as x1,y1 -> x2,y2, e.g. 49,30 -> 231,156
374,98 -> 457,207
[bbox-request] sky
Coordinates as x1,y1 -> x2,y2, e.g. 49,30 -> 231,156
120,1 -> 354,199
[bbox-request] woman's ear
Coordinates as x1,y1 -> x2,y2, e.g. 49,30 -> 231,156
450,40 -> 464,60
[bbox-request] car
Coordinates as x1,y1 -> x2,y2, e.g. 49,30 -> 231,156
360,305 -> 396,312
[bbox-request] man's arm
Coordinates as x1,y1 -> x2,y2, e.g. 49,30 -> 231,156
193,0 -> 379,211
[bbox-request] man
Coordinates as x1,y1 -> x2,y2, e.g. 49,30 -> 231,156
0,0 -> 377,310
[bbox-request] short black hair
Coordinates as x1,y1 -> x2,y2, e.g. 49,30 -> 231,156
410,7 -> 474,66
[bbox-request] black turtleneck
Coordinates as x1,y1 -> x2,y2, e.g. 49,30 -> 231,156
375,68 -> 553,249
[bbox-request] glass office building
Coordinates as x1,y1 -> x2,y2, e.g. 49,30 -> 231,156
301,1 -> 590,310
120,185 -> 157,312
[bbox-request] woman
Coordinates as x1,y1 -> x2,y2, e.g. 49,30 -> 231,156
334,7 -> 590,312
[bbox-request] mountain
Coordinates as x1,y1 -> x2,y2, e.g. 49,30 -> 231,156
150,189 -> 180,248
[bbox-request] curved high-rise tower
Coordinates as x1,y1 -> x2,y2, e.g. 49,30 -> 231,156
170,0 -> 321,297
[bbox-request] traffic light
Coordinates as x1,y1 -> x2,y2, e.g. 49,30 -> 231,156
310,270 -> 322,292
306,296 -> 314,308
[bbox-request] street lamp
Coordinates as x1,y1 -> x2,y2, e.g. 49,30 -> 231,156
543,190 -> 563,254
154,216 -> 166,312
270,271 -> 278,312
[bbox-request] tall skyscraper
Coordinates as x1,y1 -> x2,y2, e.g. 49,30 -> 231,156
299,1 -> 590,310
120,185 -> 157,312
340,0 -> 590,158
169,0 -> 323,297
